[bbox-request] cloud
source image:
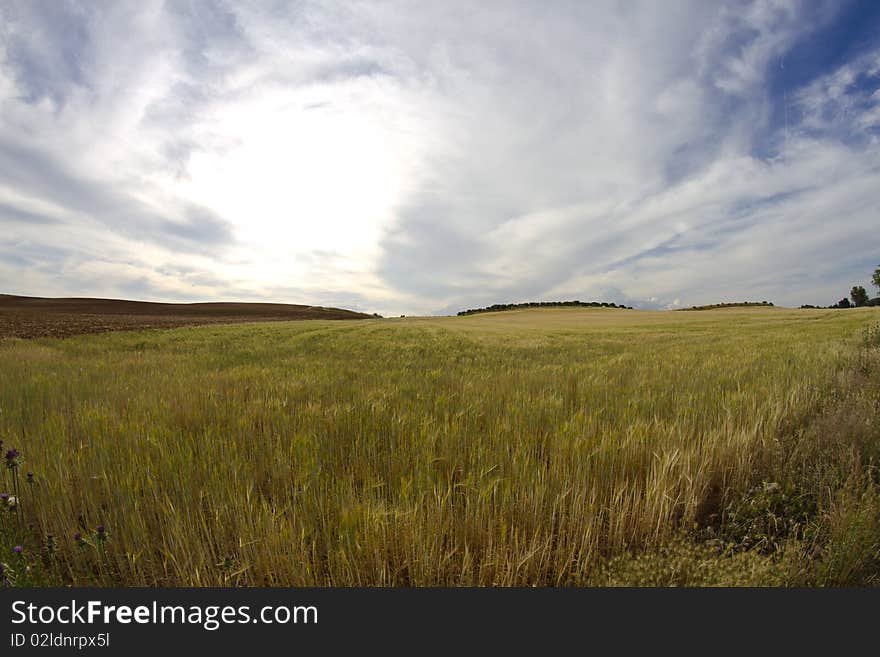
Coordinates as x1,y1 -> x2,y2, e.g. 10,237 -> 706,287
0,1 -> 878,314
370,0 -> 880,312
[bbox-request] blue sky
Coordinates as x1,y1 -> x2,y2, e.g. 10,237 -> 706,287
1,0 -> 878,315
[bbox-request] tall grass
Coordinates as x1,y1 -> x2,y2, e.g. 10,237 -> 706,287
0,308 -> 877,585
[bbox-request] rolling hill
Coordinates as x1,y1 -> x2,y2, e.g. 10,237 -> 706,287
0,294 -> 373,339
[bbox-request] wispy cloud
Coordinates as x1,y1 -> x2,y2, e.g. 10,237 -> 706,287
1,1 -> 878,314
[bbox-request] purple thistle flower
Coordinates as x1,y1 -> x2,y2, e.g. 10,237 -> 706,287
4,449 -> 20,469
96,525 -> 107,542
74,532 -> 82,542
13,545 -> 22,554
0,493 -> 8,503
26,472 -> 34,483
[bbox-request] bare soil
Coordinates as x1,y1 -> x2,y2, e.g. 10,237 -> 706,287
0,294 -> 373,339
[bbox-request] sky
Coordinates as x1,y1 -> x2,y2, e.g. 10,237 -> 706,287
1,0 -> 879,316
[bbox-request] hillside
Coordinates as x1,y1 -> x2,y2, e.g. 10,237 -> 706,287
0,294 -> 373,339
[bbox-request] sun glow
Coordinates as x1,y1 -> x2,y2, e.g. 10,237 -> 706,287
181,87 -> 404,278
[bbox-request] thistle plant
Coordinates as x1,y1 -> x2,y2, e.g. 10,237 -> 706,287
5,448 -> 21,469
0,443 -> 56,585
4,447 -> 22,526
95,524 -> 107,562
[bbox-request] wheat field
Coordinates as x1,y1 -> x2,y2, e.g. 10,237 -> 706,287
1,307 -> 878,586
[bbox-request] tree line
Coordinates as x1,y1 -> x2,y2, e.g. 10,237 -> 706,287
456,265 -> 880,316
815,265 -> 880,309
801,265 -> 880,308
679,301 -> 774,311
457,300 -> 632,316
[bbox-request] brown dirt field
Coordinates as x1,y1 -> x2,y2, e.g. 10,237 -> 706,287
0,294 -> 374,339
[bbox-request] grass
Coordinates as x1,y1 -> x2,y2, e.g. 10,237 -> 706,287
1,307 -> 878,586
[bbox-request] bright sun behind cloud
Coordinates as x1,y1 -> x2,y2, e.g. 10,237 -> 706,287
181,84 -> 406,280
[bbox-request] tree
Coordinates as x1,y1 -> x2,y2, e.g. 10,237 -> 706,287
851,286 -> 869,307
873,265 -> 880,295
836,298 -> 851,309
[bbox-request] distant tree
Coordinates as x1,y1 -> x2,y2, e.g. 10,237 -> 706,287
851,286 -> 869,307
836,297 -> 851,309
873,265 -> 880,295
